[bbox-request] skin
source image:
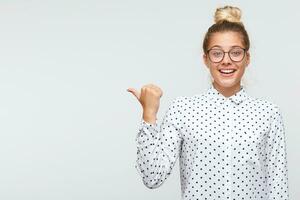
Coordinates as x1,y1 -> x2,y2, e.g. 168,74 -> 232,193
127,31 -> 251,124
203,31 -> 250,97
127,84 -> 162,124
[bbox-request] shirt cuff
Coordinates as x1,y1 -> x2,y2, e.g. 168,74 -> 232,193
140,118 -> 158,127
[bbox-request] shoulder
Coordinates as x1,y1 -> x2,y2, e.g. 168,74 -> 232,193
167,93 -> 208,113
167,94 -> 199,110
167,96 -> 189,110
247,96 -> 283,119
170,93 -> 207,105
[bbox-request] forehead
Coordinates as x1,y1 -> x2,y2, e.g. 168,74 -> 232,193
208,31 -> 244,49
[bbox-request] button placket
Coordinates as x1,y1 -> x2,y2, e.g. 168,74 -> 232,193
223,99 -> 233,200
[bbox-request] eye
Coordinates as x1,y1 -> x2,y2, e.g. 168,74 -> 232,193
231,51 -> 241,56
210,50 -> 223,57
230,49 -> 243,56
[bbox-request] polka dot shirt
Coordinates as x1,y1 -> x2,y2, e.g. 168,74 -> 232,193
135,85 -> 289,200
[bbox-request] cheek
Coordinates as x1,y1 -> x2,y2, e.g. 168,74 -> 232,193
208,64 -> 219,75
207,62 -> 220,70
237,64 -> 247,77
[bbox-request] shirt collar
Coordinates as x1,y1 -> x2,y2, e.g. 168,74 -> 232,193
205,84 -> 249,106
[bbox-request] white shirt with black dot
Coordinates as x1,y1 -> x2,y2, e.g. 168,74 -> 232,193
135,84 -> 289,200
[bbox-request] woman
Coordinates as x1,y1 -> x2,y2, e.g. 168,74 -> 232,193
127,5 -> 289,200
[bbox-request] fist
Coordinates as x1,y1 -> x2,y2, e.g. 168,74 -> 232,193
127,84 -> 163,116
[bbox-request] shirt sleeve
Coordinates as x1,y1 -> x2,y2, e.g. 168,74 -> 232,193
265,107 -> 290,200
134,97 -> 183,189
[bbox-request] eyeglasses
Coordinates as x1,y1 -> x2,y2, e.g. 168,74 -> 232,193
206,47 -> 246,63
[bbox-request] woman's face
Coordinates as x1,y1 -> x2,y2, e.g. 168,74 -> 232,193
203,31 -> 250,89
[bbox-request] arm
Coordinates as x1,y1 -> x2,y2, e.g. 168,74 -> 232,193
265,107 -> 290,200
135,97 -> 183,189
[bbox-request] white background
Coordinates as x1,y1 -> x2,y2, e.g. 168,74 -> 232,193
0,0 -> 299,199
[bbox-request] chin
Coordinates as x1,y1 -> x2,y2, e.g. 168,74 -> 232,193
214,79 -> 240,88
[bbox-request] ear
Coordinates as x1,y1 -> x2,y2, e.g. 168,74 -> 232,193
245,51 -> 250,67
203,53 -> 209,69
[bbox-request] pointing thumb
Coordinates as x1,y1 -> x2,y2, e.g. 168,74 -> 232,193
127,87 -> 140,100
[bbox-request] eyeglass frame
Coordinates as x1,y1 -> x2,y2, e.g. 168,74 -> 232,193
206,46 -> 247,63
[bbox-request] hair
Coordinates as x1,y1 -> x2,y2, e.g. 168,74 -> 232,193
202,5 -> 250,53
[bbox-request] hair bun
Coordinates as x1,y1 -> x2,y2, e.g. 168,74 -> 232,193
214,5 -> 242,24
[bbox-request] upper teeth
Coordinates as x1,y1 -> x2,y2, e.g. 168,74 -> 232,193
220,69 -> 235,74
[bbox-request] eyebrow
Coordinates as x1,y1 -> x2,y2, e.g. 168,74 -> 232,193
209,45 -> 243,49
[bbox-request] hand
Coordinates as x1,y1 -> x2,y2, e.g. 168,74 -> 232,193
127,84 -> 163,123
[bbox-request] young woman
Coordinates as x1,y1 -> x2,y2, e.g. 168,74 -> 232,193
127,5 -> 289,200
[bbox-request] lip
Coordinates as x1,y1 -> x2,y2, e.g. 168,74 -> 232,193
218,68 -> 237,77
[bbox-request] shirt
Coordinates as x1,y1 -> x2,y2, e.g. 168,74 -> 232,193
135,84 -> 289,200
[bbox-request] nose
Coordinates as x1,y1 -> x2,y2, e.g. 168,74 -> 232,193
222,52 -> 232,64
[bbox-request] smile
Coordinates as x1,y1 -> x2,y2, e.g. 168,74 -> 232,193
218,69 -> 237,74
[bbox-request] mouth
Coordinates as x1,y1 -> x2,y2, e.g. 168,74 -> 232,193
218,69 -> 237,76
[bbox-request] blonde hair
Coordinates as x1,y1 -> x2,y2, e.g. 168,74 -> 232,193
214,6 -> 242,24
203,5 -> 250,53
203,6 -> 251,87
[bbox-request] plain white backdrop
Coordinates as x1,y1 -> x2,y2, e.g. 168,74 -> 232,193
0,0 -> 299,199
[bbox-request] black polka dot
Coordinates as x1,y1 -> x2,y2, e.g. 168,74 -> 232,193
135,85 -> 289,200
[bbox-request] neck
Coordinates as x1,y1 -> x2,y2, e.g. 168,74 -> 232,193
212,82 -> 241,98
